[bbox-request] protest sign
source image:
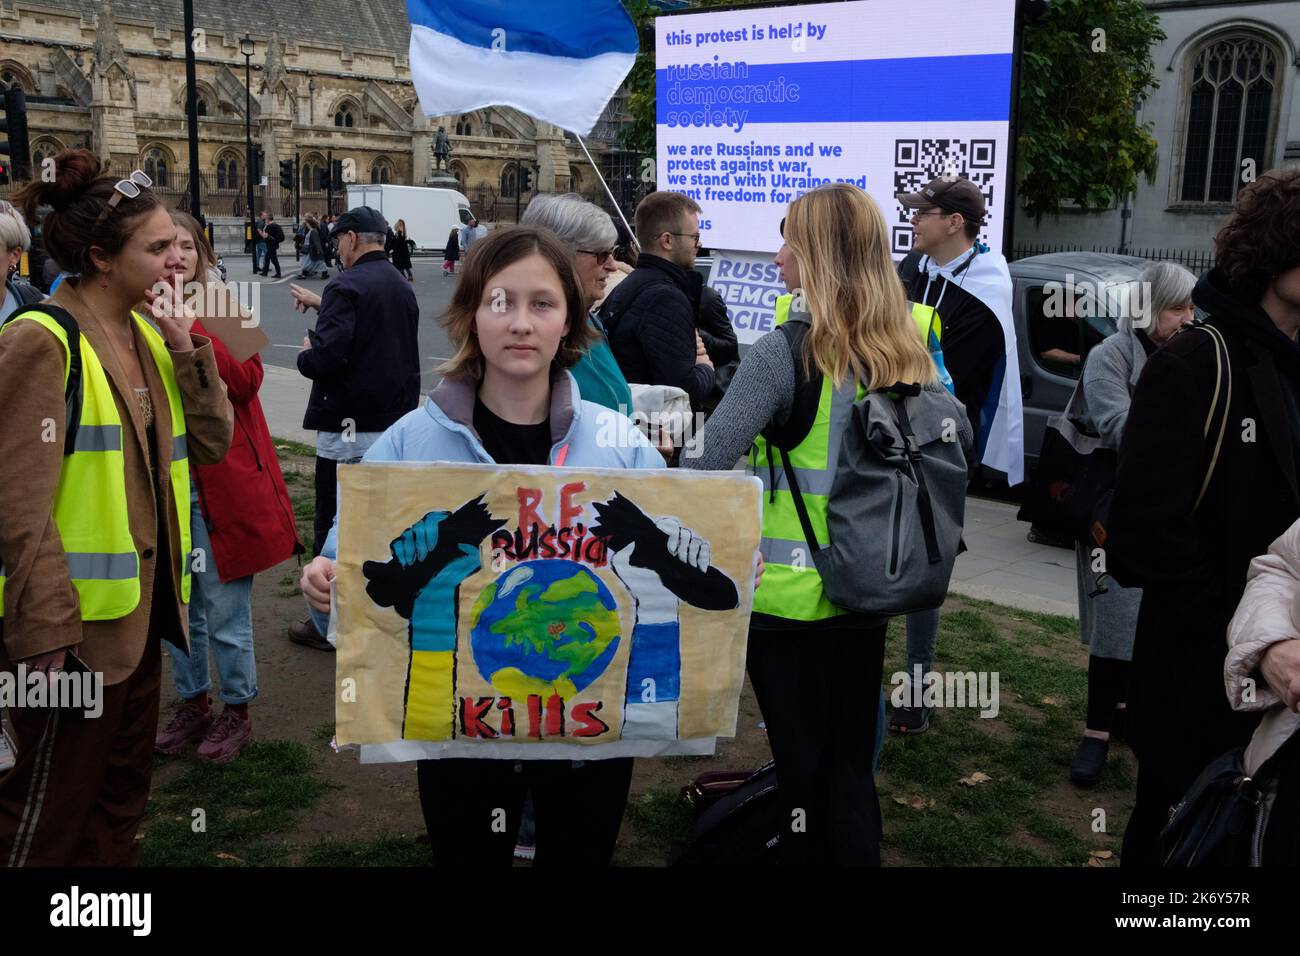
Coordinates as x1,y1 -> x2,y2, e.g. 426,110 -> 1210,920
334,462 -> 762,761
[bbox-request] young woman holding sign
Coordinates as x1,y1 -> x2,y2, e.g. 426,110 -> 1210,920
300,226 -> 698,865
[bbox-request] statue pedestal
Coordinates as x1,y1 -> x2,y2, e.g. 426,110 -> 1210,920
425,172 -> 460,190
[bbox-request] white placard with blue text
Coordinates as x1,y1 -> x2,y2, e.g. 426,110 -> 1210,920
656,0 -> 1016,256
707,251 -> 787,346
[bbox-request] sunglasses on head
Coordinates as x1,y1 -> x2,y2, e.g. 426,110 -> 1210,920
93,170 -> 152,227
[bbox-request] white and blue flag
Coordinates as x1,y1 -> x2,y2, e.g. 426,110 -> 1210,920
405,0 -> 639,136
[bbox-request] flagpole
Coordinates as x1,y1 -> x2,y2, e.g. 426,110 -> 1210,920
576,133 -> 641,253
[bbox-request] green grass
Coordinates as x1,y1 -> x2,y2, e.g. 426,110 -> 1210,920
869,599 -> 1130,866
301,835 -> 432,867
272,437 -> 317,458
141,741 -> 333,866
615,786 -> 696,867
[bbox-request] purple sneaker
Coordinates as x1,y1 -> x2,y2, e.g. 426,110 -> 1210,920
196,709 -> 253,764
155,699 -> 214,754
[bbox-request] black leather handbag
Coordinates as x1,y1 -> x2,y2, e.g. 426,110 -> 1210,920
1017,420 -> 1116,543
1161,723 -> 1300,866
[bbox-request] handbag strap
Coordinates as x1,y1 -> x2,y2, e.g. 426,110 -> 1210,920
778,444 -> 821,560
1191,324 -> 1231,513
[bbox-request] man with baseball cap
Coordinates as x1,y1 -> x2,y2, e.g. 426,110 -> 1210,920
889,176 -> 1023,736
287,206 -> 421,650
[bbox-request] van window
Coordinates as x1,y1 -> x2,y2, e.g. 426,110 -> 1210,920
1025,285 -> 1084,380
458,208 -> 472,225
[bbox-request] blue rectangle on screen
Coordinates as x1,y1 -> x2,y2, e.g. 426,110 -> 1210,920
656,54 -> 1012,125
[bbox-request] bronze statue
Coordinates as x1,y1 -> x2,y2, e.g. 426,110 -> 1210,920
432,126 -> 452,172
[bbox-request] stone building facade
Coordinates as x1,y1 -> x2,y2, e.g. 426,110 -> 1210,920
1013,0 -> 1300,258
0,0 -> 636,232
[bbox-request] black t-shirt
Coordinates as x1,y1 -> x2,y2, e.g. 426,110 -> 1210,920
473,397 -> 551,466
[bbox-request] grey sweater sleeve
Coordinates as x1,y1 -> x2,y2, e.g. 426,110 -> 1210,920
682,328 -> 796,470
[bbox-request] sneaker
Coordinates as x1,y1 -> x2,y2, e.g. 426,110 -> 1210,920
0,725 -> 16,771
513,842 -> 536,861
887,704 -> 932,735
1070,736 -> 1109,787
155,698 -> 213,754
289,616 -> 334,652
196,709 -> 252,764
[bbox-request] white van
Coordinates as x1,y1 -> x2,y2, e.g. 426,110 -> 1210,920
344,184 -> 474,253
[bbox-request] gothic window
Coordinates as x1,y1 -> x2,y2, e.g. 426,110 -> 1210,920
216,152 -> 240,191
1180,34 -> 1281,203
450,161 -> 467,188
142,147 -> 172,188
455,116 -> 473,136
370,158 -> 393,184
302,158 -> 324,192
196,99 -> 208,116
500,165 -> 516,199
334,103 -> 356,127
31,138 -> 65,174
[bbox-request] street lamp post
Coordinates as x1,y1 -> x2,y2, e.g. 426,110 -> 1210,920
241,32 -> 255,255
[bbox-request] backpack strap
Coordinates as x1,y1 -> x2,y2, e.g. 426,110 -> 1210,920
890,388 -> 942,566
1191,323 -> 1231,513
761,320 -> 821,451
2,303 -> 82,456
778,444 -> 821,559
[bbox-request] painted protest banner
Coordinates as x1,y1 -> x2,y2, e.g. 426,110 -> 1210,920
333,462 -> 762,762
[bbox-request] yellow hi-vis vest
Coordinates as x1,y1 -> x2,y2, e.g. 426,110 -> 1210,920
750,294 -> 859,622
0,309 -> 192,619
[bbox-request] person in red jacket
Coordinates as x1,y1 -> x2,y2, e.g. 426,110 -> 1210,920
155,211 -> 303,762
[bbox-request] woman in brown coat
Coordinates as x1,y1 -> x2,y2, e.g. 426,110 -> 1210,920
0,149 -> 232,866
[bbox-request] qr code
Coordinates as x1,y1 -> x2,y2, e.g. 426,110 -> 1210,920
891,138 -> 996,256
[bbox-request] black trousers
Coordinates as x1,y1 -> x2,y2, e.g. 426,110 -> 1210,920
746,621 -> 887,865
312,455 -> 364,559
416,757 -> 634,866
260,246 -> 281,276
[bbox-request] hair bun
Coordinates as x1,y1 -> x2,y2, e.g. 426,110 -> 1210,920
40,148 -> 107,213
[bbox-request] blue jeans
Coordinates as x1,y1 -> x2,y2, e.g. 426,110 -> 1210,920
904,607 -> 939,679
166,494 -> 258,704
254,241 -> 267,271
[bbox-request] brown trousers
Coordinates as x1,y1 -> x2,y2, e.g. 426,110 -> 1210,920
0,614 -> 164,867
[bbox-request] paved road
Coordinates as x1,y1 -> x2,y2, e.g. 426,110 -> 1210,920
227,252 -> 456,392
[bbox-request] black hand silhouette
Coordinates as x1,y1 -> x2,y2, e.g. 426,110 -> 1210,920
362,494 -> 506,619
591,492 -> 738,611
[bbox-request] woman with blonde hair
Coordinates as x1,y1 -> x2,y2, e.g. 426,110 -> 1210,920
685,183 -> 972,865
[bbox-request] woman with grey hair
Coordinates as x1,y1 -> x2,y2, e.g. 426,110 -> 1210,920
1063,259 -> 1196,785
0,201 -> 41,323
521,193 -> 632,413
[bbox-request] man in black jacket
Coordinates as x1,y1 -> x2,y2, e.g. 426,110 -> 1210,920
288,205 -> 421,649
256,210 -> 284,278
1106,169 -> 1300,865
598,192 -> 715,410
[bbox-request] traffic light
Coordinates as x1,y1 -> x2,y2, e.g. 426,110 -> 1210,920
330,159 -> 343,192
253,148 -> 265,181
519,165 -> 533,193
0,87 -> 31,185
279,158 -> 294,190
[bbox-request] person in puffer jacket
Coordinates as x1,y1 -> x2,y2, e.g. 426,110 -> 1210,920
1225,516 -> 1300,864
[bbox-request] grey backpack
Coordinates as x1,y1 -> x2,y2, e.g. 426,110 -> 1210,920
772,327 -> 973,616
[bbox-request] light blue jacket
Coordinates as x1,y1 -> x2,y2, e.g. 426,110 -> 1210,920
320,367 -> 663,559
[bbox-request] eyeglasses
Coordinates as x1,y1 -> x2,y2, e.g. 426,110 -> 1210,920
909,207 -> 951,222
93,170 -> 152,227
666,232 -> 701,246
577,248 -> 615,265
